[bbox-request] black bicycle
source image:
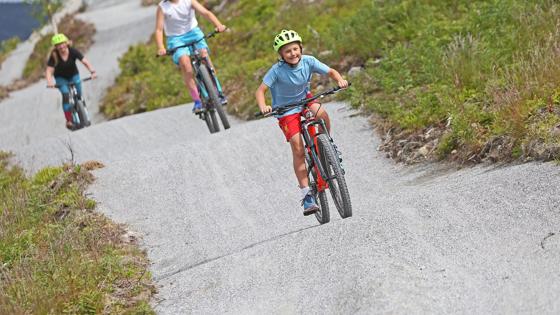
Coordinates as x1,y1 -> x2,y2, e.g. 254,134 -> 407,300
257,85 -> 352,224
50,77 -> 92,130
161,31 -> 229,133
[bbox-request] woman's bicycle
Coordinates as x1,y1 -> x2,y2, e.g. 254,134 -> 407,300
256,86 -> 352,224
161,31 -> 229,134
49,77 -> 92,131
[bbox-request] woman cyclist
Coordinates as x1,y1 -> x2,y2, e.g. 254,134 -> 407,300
256,29 -> 348,216
45,33 -> 96,130
155,0 -> 227,113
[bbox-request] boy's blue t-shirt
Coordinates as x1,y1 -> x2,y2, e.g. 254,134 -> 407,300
263,55 -> 330,117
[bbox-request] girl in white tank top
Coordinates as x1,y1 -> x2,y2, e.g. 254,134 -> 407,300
159,0 -> 198,36
155,0 -> 227,111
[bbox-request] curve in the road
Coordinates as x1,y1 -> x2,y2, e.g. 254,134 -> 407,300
1,1 -> 560,313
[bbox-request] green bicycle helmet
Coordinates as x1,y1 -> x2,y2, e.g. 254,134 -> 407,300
51,33 -> 69,46
273,29 -> 302,52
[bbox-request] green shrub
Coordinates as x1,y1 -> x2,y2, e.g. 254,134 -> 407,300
0,153 -> 155,314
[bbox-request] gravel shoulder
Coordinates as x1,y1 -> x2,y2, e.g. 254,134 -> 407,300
1,1 -> 559,313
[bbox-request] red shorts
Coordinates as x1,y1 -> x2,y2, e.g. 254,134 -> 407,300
277,92 -> 317,142
278,112 -> 302,142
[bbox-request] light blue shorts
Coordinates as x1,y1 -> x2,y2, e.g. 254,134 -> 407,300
166,27 -> 209,65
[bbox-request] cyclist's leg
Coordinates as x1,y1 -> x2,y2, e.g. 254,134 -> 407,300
169,33 -> 202,110
177,54 -> 197,95
279,113 -> 308,187
289,133 -> 309,188
176,54 -> 203,111
308,102 -> 330,133
71,74 -> 82,99
55,76 -> 73,127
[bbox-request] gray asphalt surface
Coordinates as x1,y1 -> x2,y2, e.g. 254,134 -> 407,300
2,1 -> 560,314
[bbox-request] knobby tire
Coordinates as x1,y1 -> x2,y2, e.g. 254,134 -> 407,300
76,98 -> 90,128
199,64 -> 229,130
317,134 -> 352,218
199,64 -> 221,132
203,111 -> 216,133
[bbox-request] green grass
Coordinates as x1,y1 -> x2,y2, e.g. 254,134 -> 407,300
102,0 -> 560,162
0,153 -> 155,314
0,37 -> 20,67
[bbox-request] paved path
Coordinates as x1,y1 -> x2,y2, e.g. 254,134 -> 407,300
1,1 -> 560,314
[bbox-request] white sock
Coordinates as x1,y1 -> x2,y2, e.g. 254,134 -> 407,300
300,186 -> 310,199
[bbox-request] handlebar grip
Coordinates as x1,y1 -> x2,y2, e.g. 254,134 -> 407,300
255,110 -> 275,118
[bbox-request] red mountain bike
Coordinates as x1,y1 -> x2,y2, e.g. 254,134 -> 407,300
257,86 -> 352,224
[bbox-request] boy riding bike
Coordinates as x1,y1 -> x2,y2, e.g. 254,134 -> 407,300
256,29 -> 348,216
45,33 -> 96,130
155,0 -> 227,113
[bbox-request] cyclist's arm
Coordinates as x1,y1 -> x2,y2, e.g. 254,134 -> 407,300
191,0 -> 226,32
45,66 -> 55,87
80,57 -> 96,78
327,68 -> 348,88
256,83 -> 272,114
155,6 -> 166,55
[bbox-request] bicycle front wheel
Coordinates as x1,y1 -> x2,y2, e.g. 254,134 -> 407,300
203,111 -> 216,133
317,134 -> 352,218
199,64 -> 229,130
76,99 -> 90,128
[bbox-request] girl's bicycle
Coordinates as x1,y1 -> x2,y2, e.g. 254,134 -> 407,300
257,86 -> 352,224
49,77 -> 92,131
161,31 -> 229,134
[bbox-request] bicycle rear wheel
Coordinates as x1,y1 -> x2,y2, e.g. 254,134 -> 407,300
199,65 -> 227,131
317,134 -> 352,218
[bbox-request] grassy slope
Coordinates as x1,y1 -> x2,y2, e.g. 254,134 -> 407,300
0,37 -> 20,67
0,153 -> 155,314
102,0 -> 560,163
0,37 -> 21,100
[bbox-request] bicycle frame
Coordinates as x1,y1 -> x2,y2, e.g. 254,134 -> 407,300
301,109 -> 331,192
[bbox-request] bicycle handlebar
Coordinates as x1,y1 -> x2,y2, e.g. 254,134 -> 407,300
255,83 -> 352,118
156,30 -> 221,57
48,76 -> 93,88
